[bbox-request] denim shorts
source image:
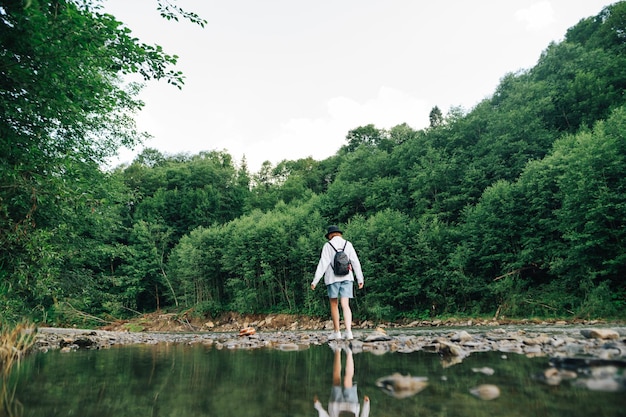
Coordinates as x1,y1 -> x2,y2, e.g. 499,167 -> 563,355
327,280 -> 354,299
330,385 -> 358,403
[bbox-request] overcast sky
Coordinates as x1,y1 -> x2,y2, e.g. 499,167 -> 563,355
104,0 -> 614,172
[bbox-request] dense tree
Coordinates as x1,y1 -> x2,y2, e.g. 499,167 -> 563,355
0,0 -> 196,321
458,106 -> 626,318
344,211 -> 422,320
125,150 -> 250,236
341,124 -> 387,153
549,108 -> 626,313
168,198 -> 326,315
3,1 -> 626,323
531,4 -> 626,133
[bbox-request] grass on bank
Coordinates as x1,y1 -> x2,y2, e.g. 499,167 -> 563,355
1,321 -> 36,417
0,322 -> 36,375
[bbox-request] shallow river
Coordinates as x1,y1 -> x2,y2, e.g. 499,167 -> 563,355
6,340 -> 624,417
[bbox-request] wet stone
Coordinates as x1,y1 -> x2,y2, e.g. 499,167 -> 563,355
31,324 -> 626,377
469,384 -> 500,400
581,329 -> 620,340
376,373 -> 428,399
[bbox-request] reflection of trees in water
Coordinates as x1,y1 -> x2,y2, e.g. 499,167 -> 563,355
6,341 -> 626,416
1,322 -> 36,417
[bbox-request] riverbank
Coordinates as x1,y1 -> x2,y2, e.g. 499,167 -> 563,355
32,313 -> 626,361
96,311 -> 623,334
29,315 -> 626,392
22,314 -> 626,400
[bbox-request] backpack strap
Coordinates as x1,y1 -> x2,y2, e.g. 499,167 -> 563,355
328,241 -> 348,252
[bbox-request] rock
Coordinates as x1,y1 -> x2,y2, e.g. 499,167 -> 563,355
450,330 -> 473,342
523,335 -> 551,345
73,337 -> 95,348
422,343 -> 439,353
598,344 -> 622,360
362,343 -> 389,355
365,330 -> 391,342
438,341 -> 467,358
469,384 -> 500,400
441,355 -> 464,368
573,377 -> 623,392
277,343 -> 300,351
523,345 -> 543,355
461,341 -> 488,350
548,355 -> 626,393
472,367 -> 495,376
555,357 -> 626,369
540,367 -> 564,386
359,320 -> 375,329
30,323 -> 626,370
239,327 -> 256,336
376,373 -> 428,398
580,329 -> 619,340
497,342 -> 524,354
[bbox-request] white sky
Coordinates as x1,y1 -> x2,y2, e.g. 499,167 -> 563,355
104,0 -> 614,173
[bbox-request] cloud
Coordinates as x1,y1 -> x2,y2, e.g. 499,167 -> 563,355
258,86 -> 430,169
328,86 -> 430,129
515,1 -> 556,31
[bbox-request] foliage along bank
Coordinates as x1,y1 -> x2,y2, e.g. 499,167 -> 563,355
1,2 -> 625,325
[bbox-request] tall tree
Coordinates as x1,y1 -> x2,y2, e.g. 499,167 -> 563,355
429,106 -> 443,128
0,0 -> 192,320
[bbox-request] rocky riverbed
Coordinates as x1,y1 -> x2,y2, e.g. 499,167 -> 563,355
30,315 -> 626,394
33,314 -> 626,360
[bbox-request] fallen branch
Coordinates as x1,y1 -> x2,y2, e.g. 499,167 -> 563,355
522,299 -> 575,315
120,305 -> 143,317
64,302 -> 112,324
494,266 -> 535,281
494,305 -> 502,320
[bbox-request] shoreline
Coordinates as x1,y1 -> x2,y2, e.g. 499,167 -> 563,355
33,323 -> 626,361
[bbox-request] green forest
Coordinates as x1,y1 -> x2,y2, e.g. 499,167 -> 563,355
2,1 -> 625,326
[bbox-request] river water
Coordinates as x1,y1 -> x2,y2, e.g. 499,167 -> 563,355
6,340 -> 624,417
6,338 -> 626,417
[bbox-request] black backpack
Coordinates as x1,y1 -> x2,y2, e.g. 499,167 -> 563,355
328,241 -> 351,276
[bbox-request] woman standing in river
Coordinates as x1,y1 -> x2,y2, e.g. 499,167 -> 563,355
311,225 -> 365,341
313,345 -> 370,417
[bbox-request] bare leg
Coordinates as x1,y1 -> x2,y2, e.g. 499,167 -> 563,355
329,298 -> 340,332
343,349 -> 354,388
340,297 -> 352,331
332,348 -> 341,385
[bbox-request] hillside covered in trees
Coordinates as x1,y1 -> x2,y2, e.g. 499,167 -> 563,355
2,1 -> 625,325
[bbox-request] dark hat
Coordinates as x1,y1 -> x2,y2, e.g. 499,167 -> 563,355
325,225 -> 343,239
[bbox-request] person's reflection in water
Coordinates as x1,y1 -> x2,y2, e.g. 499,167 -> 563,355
314,344 -> 370,417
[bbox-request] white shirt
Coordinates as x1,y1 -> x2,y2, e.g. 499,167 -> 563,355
314,398 -> 371,417
311,236 -> 364,287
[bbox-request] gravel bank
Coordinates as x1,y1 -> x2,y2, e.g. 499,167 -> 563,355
34,323 -> 626,358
